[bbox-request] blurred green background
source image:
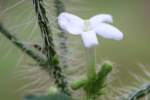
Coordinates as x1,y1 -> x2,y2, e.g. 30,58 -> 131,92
0,0 -> 150,99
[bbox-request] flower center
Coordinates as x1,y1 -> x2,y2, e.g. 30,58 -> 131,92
83,20 -> 90,32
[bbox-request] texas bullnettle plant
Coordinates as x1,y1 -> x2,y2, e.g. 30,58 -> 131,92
58,12 -> 123,100
0,0 -> 150,100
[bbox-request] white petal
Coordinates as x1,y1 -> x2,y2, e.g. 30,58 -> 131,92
58,12 -> 84,35
89,14 -> 113,29
93,23 -> 123,40
80,31 -> 99,48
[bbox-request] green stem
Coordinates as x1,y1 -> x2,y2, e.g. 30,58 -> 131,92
71,79 -> 87,90
86,93 -> 95,100
86,47 -> 97,80
85,47 -> 97,100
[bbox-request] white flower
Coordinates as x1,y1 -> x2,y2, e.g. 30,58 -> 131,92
58,12 -> 123,48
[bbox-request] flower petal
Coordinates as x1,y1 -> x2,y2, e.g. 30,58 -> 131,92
93,23 -> 123,40
80,31 -> 99,48
89,14 -> 113,29
58,12 -> 84,35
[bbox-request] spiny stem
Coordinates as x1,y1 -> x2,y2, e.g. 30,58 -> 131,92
54,0 -> 65,15
53,0 -> 68,68
0,23 -> 47,66
32,0 -> 70,95
128,84 -> 150,100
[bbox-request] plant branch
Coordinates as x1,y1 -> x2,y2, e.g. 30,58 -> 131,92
128,84 -> 150,100
84,62 -> 112,100
54,0 -> 65,15
32,0 -> 70,95
53,0 -> 68,68
0,23 -> 47,66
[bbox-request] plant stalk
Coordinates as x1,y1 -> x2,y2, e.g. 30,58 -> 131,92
86,47 -> 97,80
0,23 -> 47,66
32,0 -> 70,95
85,47 -> 97,100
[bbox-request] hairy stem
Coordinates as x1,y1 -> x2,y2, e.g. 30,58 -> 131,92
128,84 -> 150,100
32,0 -> 70,95
53,0 -> 68,68
54,0 -> 65,15
0,23 -> 47,66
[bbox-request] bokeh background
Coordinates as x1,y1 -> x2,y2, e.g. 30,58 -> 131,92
0,0 -> 150,99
